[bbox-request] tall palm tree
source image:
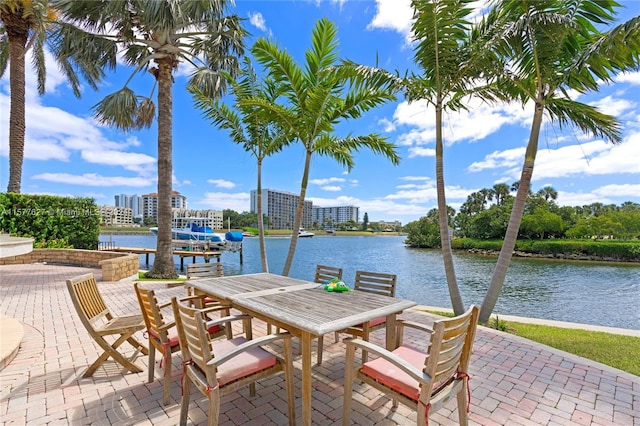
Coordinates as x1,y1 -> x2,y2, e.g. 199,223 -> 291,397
405,0 -> 489,315
246,17 -> 401,276
0,0 -> 109,193
54,0 -> 246,278
538,185 -> 558,202
191,57 -> 291,273
478,0 -> 640,324
491,183 -> 511,206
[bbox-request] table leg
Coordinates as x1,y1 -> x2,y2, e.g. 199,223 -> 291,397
301,332 -> 312,426
385,313 -> 397,350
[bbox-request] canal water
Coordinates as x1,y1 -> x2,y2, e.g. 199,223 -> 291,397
101,234 -> 640,330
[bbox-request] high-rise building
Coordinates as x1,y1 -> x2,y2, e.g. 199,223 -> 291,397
99,205 -> 133,225
114,194 -> 143,219
172,209 -> 224,230
141,191 -> 187,224
250,188 -> 312,229
312,205 -> 359,228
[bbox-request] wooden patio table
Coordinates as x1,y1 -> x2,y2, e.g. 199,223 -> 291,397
187,272 -> 417,426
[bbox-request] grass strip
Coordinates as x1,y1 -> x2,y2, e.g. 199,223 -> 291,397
423,310 -> 640,377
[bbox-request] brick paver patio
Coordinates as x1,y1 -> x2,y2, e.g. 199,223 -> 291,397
1,263 -> 638,425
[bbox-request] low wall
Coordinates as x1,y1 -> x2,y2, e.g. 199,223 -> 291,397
0,249 -> 139,281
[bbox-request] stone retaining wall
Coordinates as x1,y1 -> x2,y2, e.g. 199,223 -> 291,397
0,249 -> 139,281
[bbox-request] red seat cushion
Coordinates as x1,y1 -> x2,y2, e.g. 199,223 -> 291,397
149,324 -> 222,348
352,316 -> 386,329
213,337 -> 278,386
360,344 -> 425,400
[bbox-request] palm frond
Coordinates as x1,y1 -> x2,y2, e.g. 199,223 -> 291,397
135,98 -> 156,129
546,97 -> 621,144
92,87 -> 139,132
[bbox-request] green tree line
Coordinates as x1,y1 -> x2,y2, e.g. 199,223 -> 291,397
405,184 -> 640,247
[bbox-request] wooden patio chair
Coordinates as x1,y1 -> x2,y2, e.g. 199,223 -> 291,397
133,283 -> 229,405
335,270 -> 397,362
342,305 -> 480,426
171,297 -> 296,426
66,273 -> 148,377
186,262 -> 224,280
315,264 -> 343,365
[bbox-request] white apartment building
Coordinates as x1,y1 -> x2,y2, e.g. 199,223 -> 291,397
114,194 -> 143,219
312,205 -> 359,227
250,188 -> 313,229
172,209 -> 224,230
142,191 -> 187,224
99,205 -> 133,225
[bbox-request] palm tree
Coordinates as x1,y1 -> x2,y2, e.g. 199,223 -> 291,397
191,58 -> 291,273
405,0 -> 489,315
246,17 -> 401,276
538,186 -> 558,202
491,183 -> 511,206
54,0 -> 246,278
478,0 -> 640,324
0,0 -> 109,193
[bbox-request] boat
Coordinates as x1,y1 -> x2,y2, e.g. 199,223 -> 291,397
150,223 -> 236,247
298,228 -> 315,238
242,231 -> 256,237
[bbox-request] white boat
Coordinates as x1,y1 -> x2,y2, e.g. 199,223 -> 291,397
150,223 -> 236,246
298,228 -> 315,238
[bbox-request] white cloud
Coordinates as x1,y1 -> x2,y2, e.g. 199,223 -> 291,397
32,173 -> 152,187
408,147 -> 436,157
248,11 -> 267,31
196,191 -> 250,212
310,177 -> 346,185
392,98 -> 529,147
590,95 -> 636,117
468,133 -> 640,181
207,179 -> 236,189
322,185 -> 342,191
616,71 -> 640,85
367,0 -> 414,42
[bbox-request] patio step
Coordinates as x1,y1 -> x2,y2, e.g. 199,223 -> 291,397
0,315 -> 23,372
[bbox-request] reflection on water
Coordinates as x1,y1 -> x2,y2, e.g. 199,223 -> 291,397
101,234 -> 640,330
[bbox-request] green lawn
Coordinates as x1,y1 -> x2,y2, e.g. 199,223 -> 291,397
424,310 -> 640,377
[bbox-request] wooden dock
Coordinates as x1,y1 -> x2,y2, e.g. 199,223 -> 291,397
99,246 -> 223,270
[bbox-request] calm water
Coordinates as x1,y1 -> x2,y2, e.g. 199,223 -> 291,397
101,234 -> 640,330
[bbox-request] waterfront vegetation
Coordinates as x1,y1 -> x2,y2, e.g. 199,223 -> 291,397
427,310 -> 640,377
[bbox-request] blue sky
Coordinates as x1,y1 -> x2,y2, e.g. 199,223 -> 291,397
1,0 -> 639,225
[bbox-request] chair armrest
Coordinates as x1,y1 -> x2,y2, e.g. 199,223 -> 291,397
398,320 -> 434,334
344,337 -> 433,385
156,320 -> 175,333
204,314 -> 251,330
207,332 -> 292,367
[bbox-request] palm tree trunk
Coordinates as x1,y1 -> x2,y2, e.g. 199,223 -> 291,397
6,25 -> 28,193
148,59 -> 177,278
282,149 -> 311,276
435,103 -> 465,315
256,158 -> 269,272
479,101 -> 544,324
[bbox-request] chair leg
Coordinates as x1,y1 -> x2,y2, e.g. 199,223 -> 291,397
342,343 -> 356,426
147,344 -> 156,383
316,336 -> 324,365
457,382 -> 469,426
180,375 -> 191,426
162,350 -> 171,406
361,329 -> 370,363
127,335 -> 149,355
84,333 -> 142,377
283,337 -> 296,426
334,331 -> 340,343
206,387 -> 221,426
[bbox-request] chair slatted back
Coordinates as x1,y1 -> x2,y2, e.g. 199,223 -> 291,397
134,283 -> 166,335
314,264 -> 343,283
354,270 -> 397,297
424,306 -> 479,395
67,273 -> 111,325
186,262 -> 224,280
172,298 -> 216,381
